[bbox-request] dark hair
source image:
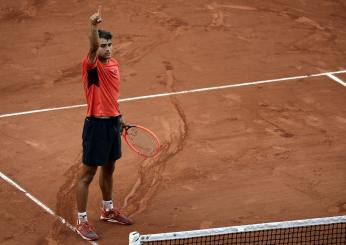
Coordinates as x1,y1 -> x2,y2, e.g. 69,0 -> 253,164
98,29 -> 112,40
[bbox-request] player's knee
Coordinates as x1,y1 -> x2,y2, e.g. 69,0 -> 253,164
80,168 -> 97,185
83,174 -> 95,185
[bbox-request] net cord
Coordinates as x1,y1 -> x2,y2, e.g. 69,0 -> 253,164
129,215 -> 346,243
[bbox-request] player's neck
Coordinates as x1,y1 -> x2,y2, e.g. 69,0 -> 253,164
99,57 -> 110,64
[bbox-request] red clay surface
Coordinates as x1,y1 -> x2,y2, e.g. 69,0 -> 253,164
0,1 -> 346,245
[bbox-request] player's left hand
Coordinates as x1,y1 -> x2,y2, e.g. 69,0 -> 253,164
119,115 -> 126,134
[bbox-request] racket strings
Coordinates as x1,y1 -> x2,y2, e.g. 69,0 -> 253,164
126,127 -> 158,156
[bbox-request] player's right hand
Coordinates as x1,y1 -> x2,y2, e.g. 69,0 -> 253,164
90,6 -> 102,25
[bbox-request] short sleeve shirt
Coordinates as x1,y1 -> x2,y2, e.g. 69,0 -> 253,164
82,55 -> 121,117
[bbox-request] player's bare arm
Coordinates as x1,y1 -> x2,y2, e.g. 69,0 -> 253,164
88,6 -> 102,64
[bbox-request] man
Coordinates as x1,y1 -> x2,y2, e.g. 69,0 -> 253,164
75,6 -> 133,241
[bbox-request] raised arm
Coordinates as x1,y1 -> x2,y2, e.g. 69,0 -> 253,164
88,6 -> 102,64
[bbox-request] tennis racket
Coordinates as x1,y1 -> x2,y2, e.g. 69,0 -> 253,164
121,124 -> 160,158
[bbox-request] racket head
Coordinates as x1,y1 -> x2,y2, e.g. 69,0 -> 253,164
122,125 -> 160,158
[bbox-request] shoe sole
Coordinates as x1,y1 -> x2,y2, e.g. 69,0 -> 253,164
100,216 -> 132,225
75,229 -> 99,241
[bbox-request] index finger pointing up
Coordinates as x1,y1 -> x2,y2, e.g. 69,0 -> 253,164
98,5 -> 102,17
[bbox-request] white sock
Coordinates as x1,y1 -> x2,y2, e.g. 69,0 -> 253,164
77,212 -> 88,224
102,200 -> 114,211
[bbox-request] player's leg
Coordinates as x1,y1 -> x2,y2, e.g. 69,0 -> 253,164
99,160 -> 133,225
76,165 -> 98,213
99,159 -> 116,202
99,117 -> 133,224
75,165 -> 99,241
75,116 -> 101,241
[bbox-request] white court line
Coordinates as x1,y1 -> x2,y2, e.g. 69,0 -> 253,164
0,70 -> 345,119
0,171 -> 98,245
0,104 -> 86,119
326,73 -> 346,87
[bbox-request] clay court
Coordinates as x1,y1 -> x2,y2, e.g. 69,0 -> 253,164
0,0 -> 346,244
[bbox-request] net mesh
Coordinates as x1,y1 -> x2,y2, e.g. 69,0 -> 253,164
130,216 -> 346,245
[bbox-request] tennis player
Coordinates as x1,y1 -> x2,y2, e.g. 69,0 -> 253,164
75,6 -> 133,241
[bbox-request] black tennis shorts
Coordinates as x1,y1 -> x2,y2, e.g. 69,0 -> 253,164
82,116 -> 122,166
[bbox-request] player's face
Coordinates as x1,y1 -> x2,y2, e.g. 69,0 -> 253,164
98,38 -> 112,59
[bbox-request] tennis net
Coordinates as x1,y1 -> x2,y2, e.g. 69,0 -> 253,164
129,215 -> 346,245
